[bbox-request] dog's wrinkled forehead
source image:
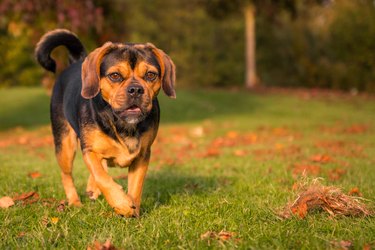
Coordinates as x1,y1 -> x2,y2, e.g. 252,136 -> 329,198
100,44 -> 160,76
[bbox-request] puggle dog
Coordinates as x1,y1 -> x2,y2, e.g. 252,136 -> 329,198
35,29 -> 175,217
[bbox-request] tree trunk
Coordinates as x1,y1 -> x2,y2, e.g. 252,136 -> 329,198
244,3 -> 257,89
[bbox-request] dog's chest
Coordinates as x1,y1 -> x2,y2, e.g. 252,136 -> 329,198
87,129 -> 141,167
112,137 -> 140,167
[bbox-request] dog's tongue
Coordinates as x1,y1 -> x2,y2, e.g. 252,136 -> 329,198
127,106 -> 141,113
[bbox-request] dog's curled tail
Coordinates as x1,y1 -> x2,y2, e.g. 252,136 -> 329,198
35,29 -> 86,73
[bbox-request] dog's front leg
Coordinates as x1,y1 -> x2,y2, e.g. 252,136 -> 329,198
83,152 -> 136,217
127,150 -> 150,217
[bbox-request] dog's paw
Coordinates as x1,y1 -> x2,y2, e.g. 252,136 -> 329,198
112,195 -> 137,218
86,189 -> 102,200
68,199 -> 82,207
86,177 -> 102,200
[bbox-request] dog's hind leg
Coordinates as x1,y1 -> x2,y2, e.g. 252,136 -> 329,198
53,121 -> 81,206
86,162 -> 106,200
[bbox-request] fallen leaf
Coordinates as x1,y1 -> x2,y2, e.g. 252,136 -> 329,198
363,244 -> 371,250
56,200 -> 67,212
13,191 -> 38,201
243,133 -> 257,144
217,231 -> 235,241
17,232 -> 26,238
13,191 -> 40,205
348,187 -> 362,197
310,154 -> 333,163
291,198 -> 309,219
328,168 -> 347,181
226,131 -> 238,139
292,164 -> 321,176
41,216 -> 49,227
0,196 -> 15,208
233,149 -> 247,157
27,171 -> 42,179
200,148 -> 221,158
344,124 -> 368,134
190,126 -> 205,138
88,239 -> 118,250
363,243 -> 375,250
200,230 -> 236,242
330,240 -> 353,250
51,217 -> 59,224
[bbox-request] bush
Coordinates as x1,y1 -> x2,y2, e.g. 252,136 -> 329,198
258,1 -> 375,92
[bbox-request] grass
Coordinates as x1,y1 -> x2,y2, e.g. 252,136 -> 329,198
0,87 -> 374,249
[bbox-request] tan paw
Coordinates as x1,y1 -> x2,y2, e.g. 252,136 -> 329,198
68,199 -> 82,207
112,195 -> 137,218
86,189 -> 102,200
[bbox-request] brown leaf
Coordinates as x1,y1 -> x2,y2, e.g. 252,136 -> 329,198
13,191 -> 39,205
217,231 -> 235,241
291,197 -> 309,219
348,187 -> 362,197
331,240 -> 353,250
344,124 -> 368,134
226,131 -> 238,139
243,133 -> 257,144
292,164 -> 321,176
363,243 -> 375,250
328,168 -> 347,181
200,148 -> 221,158
13,191 -> 37,201
17,232 -> 27,238
27,171 -> 42,179
363,244 -> 371,250
200,230 -> 235,242
0,196 -> 15,208
310,154 -> 333,163
233,150 -> 247,157
87,239 -> 118,250
56,200 -> 67,212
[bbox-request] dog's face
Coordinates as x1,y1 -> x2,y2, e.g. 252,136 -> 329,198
81,42 -> 175,124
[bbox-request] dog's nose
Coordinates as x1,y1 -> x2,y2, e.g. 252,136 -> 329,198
127,84 -> 144,97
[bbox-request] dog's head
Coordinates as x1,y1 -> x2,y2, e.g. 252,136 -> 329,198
81,42 -> 175,124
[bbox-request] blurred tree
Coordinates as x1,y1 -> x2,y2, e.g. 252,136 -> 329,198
0,0 -> 374,93
0,0 -> 107,87
202,0 -> 299,89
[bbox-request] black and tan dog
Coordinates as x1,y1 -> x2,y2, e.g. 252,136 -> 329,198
35,29 -> 175,217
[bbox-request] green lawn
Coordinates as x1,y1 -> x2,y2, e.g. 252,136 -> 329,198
0,87 -> 374,249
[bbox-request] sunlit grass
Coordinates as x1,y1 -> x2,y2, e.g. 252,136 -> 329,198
0,87 -> 374,249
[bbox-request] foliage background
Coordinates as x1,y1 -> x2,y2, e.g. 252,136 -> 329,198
0,0 -> 374,92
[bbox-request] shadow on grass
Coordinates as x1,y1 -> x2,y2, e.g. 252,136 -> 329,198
138,167 -> 231,214
0,87 -> 258,131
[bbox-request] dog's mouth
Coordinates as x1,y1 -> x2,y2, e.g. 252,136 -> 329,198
114,104 -> 144,121
125,105 -> 142,114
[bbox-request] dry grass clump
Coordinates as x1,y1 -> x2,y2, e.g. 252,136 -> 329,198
279,178 -> 373,219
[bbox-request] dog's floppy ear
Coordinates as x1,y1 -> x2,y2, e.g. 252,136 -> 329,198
148,43 -> 176,99
81,42 -> 115,99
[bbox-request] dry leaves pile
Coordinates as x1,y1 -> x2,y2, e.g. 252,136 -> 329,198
279,179 -> 373,219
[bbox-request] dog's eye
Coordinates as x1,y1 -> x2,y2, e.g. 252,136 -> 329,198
145,72 -> 158,82
107,73 -> 123,83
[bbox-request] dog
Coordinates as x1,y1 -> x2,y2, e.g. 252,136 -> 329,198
35,29 -> 176,217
